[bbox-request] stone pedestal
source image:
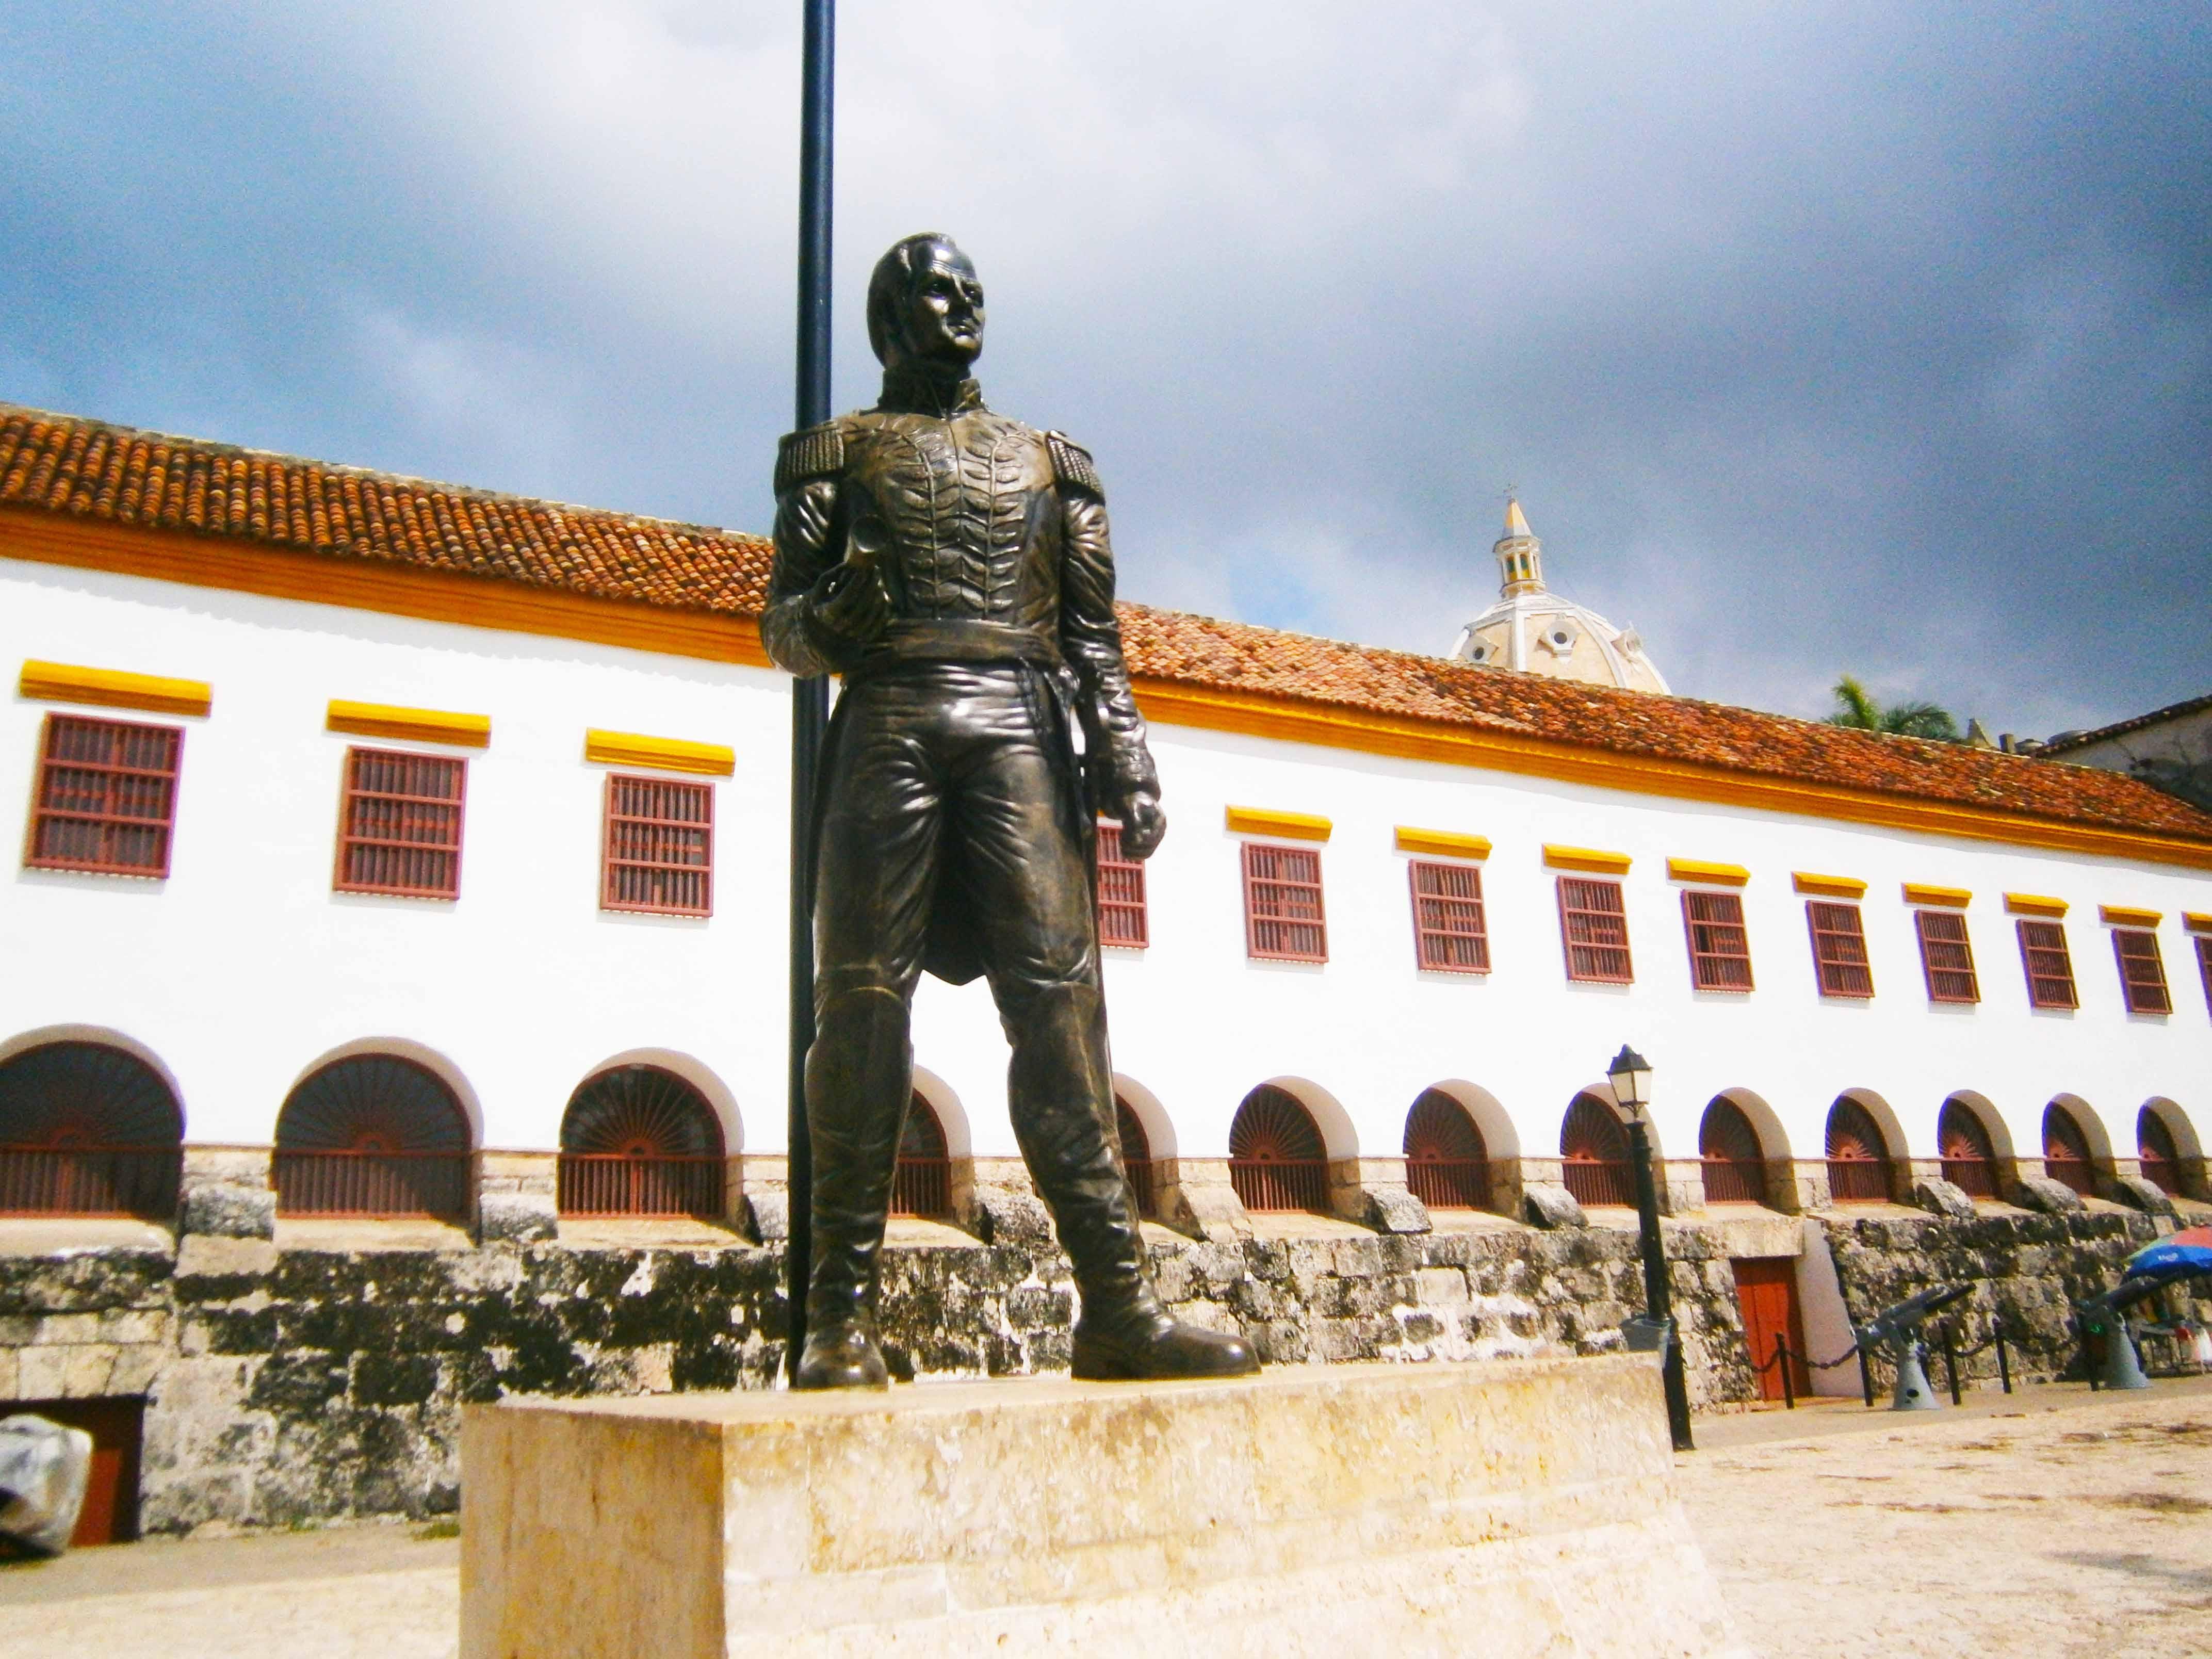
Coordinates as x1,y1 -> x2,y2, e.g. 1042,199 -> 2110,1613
461,1355 -> 1744,1657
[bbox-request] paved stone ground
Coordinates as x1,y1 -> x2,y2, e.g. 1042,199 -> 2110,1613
3,1375 -> 2208,1656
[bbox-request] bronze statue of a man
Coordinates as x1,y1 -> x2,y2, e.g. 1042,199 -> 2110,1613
763,233 -> 1257,1389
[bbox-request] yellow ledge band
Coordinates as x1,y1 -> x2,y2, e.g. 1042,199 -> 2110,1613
2186,912 -> 2212,934
1225,806 -> 1332,842
1666,858 -> 1749,887
1546,844 -> 1632,875
584,729 -> 735,777
327,700 -> 492,749
2099,904 -> 2161,928
20,658 -> 211,718
1902,883 -> 1973,908
1395,826 -> 1491,861
1793,872 -> 1868,899
2005,892 -> 2069,918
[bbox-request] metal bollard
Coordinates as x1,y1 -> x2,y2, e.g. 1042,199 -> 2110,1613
1996,1325 -> 2011,1394
1858,1345 -> 1875,1409
1777,1334 -> 1795,1409
1942,1323 -> 1962,1406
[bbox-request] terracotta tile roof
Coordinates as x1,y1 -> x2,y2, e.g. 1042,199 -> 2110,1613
4,403 -> 2208,846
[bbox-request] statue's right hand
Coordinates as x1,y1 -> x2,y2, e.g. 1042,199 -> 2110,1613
809,563 -> 890,644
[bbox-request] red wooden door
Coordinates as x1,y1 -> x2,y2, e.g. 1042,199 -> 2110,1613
13,1397 -> 143,1544
1731,1259 -> 1811,1402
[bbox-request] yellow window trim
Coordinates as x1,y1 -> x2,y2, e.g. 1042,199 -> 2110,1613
1792,872 -> 1867,899
583,729 -> 735,777
2099,905 -> 2161,929
1901,883 -> 1972,908
1544,844 -> 1632,875
2005,892 -> 2069,918
2185,912 -> 2212,934
1666,857 -> 1749,887
1225,806 -> 1332,842
1394,826 -> 1491,861
327,700 -> 492,749
19,658 -> 211,718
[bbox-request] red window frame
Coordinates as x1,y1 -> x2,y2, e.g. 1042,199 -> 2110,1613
601,774 -> 713,917
23,714 -> 183,878
1409,859 -> 1489,973
2197,934 -> 2212,1018
334,746 -> 466,899
1096,821 -> 1149,948
2112,928 -> 2171,1015
1913,909 -> 1980,1004
2016,919 -> 2077,1010
1806,901 -> 1873,998
1557,876 -> 1632,983
1242,842 -> 1326,963
1681,889 -> 1752,991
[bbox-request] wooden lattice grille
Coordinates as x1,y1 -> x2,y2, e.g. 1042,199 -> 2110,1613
602,775 -> 713,917
1806,901 -> 1874,997
1682,889 -> 1753,991
26,714 -> 182,877
1825,1098 -> 1893,1202
1116,1098 -> 1158,1218
1914,909 -> 1980,1003
1229,1085 -> 1329,1212
1242,843 -> 1327,963
2016,920 -> 2077,1009
1561,1092 -> 1634,1207
1095,822 -> 1149,947
558,1064 -> 724,1217
273,1054 -> 471,1218
2041,1102 -> 2095,1197
1556,877 -> 1632,983
2138,1108 -> 2184,1197
1409,860 -> 1489,973
1938,1098 -> 1998,1198
0,1042 -> 183,1219
335,747 -> 465,898
1699,1099 -> 1766,1204
1404,1089 -> 1490,1210
891,1094 -> 950,1218
2112,930 -> 2171,1015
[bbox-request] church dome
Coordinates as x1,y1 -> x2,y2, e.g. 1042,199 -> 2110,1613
1448,500 -> 1670,695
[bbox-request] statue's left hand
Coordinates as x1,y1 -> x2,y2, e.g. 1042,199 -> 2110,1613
1115,790 -> 1167,860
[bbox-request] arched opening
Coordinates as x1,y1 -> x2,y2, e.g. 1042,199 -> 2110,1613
2139,1104 -> 2187,1196
1561,1091 -> 1634,1208
2041,1100 -> 2096,1197
1115,1097 -> 1158,1219
1228,1085 -> 1330,1213
891,1093 -> 950,1218
1404,1088 -> 1491,1211
274,1054 -> 472,1218
0,1041 -> 183,1219
1825,1096 -> 1894,1202
1937,1096 -> 1998,1199
558,1065 -> 726,1218
1699,1098 -> 1766,1205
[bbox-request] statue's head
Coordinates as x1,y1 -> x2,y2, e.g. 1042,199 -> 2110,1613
867,234 -> 984,373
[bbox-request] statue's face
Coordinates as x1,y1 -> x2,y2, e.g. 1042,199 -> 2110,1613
897,245 -> 985,369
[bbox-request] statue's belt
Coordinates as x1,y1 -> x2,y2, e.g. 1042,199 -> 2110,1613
842,620 -> 1066,681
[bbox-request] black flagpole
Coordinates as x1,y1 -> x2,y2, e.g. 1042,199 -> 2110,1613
785,0 -> 833,1384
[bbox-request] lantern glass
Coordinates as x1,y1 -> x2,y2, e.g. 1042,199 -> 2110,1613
1606,1044 -> 1653,1118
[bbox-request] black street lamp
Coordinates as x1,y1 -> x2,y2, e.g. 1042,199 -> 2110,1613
1607,1044 -> 1694,1452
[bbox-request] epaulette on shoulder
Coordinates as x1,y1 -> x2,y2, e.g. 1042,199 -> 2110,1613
1045,431 -> 1103,499
774,419 -> 847,494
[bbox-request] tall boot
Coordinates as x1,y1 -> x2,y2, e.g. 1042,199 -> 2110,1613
1007,982 -> 1258,1381
795,983 -> 910,1390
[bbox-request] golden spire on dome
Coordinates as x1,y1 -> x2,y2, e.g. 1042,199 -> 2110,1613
1503,497 -> 1531,539
1494,496 -> 1543,597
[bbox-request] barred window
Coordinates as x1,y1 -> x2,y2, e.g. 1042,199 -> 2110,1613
2112,929 -> 2171,1015
1557,877 -> 1632,983
2016,919 -> 2077,1010
25,714 -> 182,877
1242,842 -> 1326,963
1681,889 -> 1752,991
1096,822 -> 1149,948
335,747 -> 465,899
1914,909 -> 1980,1004
1409,860 -> 1488,972
603,775 -> 713,917
1806,901 -> 1873,998
2198,935 -> 2212,1018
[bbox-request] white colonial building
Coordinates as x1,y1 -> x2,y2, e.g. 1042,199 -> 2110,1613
3,401 -> 2209,1258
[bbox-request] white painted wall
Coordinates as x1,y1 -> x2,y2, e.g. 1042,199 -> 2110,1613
7,554 -> 2210,1175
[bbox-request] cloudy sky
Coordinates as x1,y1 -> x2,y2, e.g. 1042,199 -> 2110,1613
5,3 -> 2205,735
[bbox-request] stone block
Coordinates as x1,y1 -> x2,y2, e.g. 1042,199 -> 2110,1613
478,1193 -> 558,1247
1912,1177 -> 1978,1221
1359,1185 -> 1432,1236
2011,1176 -> 2086,1215
1413,1266 -> 1469,1306
1522,1183 -> 1587,1230
958,1185 -> 1054,1249
2110,1175 -> 2178,1219
741,1189 -> 790,1242
1166,1181 -> 1253,1245
463,1356 -> 1746,1658
182,1180 -> 276,1241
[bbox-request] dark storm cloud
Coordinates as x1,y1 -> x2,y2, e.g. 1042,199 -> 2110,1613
3,2 -> 2204,735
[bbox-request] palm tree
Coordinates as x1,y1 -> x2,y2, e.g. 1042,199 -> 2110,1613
1827,676 -> 1960,742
